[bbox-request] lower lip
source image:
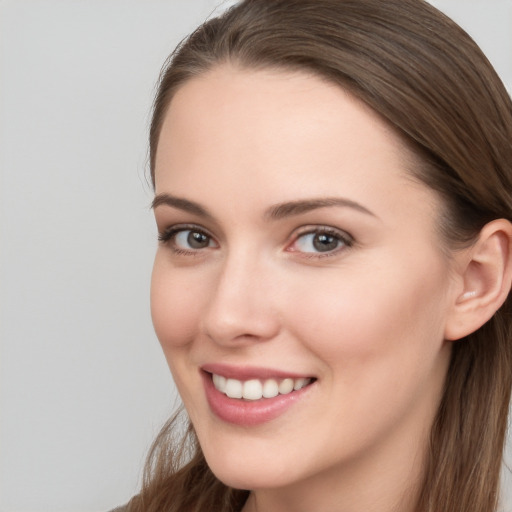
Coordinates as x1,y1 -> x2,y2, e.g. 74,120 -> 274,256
202,371 -> 314,427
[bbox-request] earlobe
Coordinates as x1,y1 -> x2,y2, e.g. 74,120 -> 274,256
444,219 -> 512,341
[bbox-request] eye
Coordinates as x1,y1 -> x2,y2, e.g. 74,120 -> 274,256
158,225 -> 217,253
288,227 -> 353,255
175,230 -> 213,250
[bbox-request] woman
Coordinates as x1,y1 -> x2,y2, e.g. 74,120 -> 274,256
126,0 -> 512,510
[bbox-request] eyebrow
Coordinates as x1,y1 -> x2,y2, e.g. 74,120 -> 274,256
151,193 -> 214,220
265,197 -> 377,220
152,193 -> 376,220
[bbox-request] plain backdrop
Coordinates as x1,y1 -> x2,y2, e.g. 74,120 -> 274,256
0,1 -> 511,511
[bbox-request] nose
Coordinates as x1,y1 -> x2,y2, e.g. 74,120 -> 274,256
201,252 -> 281,346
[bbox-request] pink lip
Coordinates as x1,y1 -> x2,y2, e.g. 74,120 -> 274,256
201,366 -> 315,427
201,363 -> 311,380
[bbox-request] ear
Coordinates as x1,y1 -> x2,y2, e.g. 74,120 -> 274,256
444,219 -> 512,341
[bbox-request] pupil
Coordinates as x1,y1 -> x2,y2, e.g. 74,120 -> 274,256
313,233 -> 338,252
188,231 -> 209,249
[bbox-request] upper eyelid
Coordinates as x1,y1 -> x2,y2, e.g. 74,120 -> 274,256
153,207 -> 222,236
158,222 -> 352,236
158,222 -> 213,235
158,223 -> 216,243
291,225 -> 354,242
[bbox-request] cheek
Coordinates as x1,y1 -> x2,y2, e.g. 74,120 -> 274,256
150,254 -> 206,350
150,256 -> 211,415
281,256 -> 452,451
285,255 -> 450,376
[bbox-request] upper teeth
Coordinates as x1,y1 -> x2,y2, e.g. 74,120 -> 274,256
212,374 -> 312,400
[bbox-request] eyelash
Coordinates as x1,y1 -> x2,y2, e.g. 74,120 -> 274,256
157,224 -> 354,258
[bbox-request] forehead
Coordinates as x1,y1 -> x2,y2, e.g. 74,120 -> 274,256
158,65 -> 404,162
154,65 -> 437,224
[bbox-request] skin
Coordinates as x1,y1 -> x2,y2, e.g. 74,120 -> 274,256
150,66 -> 461,512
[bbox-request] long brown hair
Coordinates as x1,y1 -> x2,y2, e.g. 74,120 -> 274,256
131,1 -> 512,510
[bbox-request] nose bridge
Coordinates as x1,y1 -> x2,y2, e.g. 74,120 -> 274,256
202,245 -> 279,345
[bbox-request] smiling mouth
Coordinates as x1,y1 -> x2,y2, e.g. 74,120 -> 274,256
211,373 -> 315,401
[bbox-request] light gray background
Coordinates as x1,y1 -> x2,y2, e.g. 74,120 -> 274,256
1,1 -> 511,511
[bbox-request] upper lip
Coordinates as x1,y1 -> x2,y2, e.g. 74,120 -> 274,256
201,363 -> 314,381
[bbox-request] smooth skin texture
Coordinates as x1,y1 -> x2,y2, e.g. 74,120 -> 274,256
150,66 -> 512,512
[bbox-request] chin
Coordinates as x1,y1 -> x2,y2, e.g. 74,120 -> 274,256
208,462 -> 290,491
198,440 -> 292,490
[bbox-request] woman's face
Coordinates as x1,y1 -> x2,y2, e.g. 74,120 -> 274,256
151,66 -> 456,496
